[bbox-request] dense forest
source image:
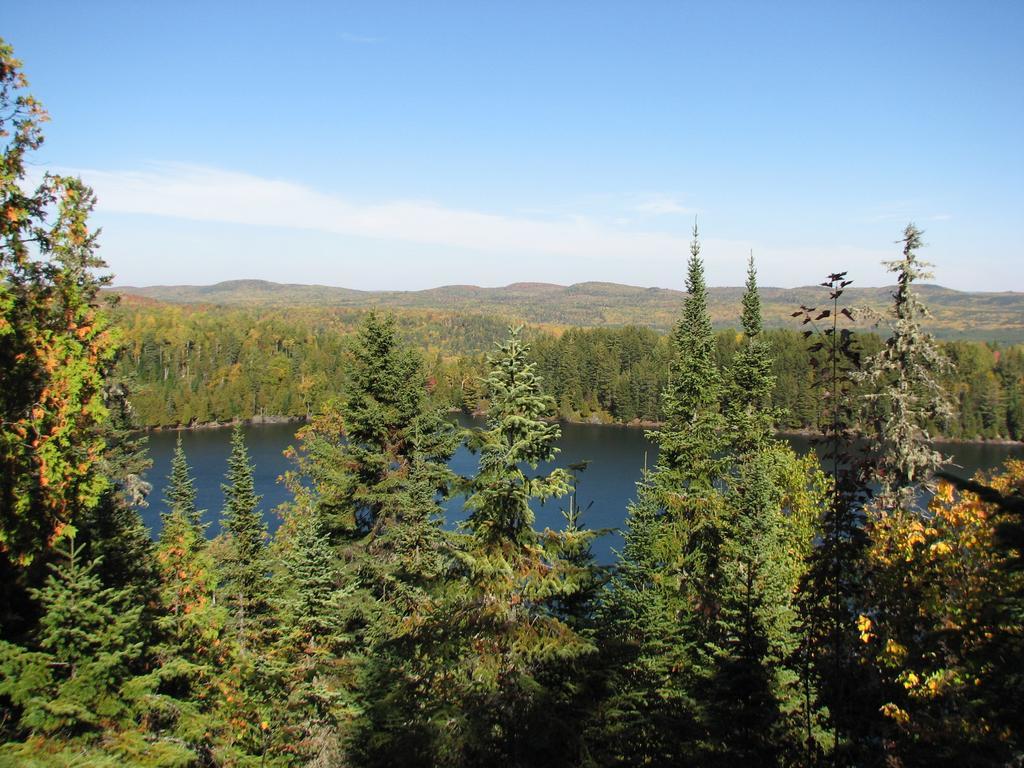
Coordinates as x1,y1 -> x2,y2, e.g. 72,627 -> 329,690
114,301 -> 1024,441
3,39 -> 1024,768
115,277 -> 1024,345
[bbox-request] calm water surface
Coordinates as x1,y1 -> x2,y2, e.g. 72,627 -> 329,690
141,417 -> 1023,564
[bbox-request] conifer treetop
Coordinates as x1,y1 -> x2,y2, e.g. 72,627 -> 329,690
742,251 -> 763,338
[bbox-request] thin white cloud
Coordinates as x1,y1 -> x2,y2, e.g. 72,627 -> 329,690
632,195 -> 695,216
50,162 -> 903,289
61,163 -> 693,262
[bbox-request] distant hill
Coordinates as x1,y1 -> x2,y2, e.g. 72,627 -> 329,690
113,279 -> 1024,343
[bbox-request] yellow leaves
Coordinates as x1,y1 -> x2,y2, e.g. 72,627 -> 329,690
905,520 -> 926,549
935,480 -> 955,504
929,540 -> 952,557
903,671 -> 920,689
881,702 -> 911,725
857,614 -> 875,643
884,638 -> 906,661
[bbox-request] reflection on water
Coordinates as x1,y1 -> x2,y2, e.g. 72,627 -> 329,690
141,417 -> 1023,565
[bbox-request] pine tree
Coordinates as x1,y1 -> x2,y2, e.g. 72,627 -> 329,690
401,326 -> 595,766
127,444 -> 244,765
165,433 -> 203,535
600,225 -> 730,764
268,506 -> 360,766
706,253 -> 815,763
300,311 -> 458,542
217,423 -> 270,655
724,253 -> 778,453
860,223 -> 952,510
285,312 -> 460,764
0,539 -> 145,761
659,222 -> 727,488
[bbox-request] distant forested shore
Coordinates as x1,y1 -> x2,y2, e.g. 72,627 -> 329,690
114,302 -> 1024,441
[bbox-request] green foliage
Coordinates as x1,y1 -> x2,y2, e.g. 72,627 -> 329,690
1,40 -> 120,575
268,506 -> 360,765
216,424 -> 271,655
0,539 -> 145,759
393,326 -> 597,766
3,35 -> 1024,763
113,298 -> 1022,443
601,226 -> 734,764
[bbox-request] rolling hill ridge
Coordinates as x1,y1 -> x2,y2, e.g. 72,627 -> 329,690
114,279 -> 1024,343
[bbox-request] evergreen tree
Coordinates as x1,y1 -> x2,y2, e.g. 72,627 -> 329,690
724,253 -> 778,452
217,423 -> 271,655
857,228 -> 964,762
300,311 -> 458,543
401,326 -> 595,766
285,312 -> 460,764
707,253 -> 816,763
0,539 -> 146,762
860,223 -> 952,510
268,506 -> 360,766
128,444 -> 245,765
1,41 -> 123,638
600,225 -> 730,764
659,222 -> 728,488
165,433 -> 203,534
76,372 -> 159,602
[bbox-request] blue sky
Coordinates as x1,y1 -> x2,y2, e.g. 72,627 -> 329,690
6,1 -> 1022,290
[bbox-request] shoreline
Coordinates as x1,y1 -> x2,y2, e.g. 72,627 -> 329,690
139,411 -> 1023,447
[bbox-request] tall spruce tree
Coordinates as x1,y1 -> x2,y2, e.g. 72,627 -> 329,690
268,506 -> 359,766
404,326 -> 595,766
285,312 -> 460,764
600,224 -> 729,764
711,253 -> 817,763
136,443 -> 244,765
165,434 -> 203,536
217,424 -> 270,655
724,253 -> 778,452
0,539 -> 145,762
659,222 -> 727,488
300,311 -> 458,543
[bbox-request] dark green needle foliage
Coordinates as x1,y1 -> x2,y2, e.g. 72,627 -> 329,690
600,225 -> 731,765
0,539 -> 145,762
269,507 -> 360,766
165,433 -> 203,536
402,326 -> 595,767
302,310 -> 459,542
217,423 -> 271,654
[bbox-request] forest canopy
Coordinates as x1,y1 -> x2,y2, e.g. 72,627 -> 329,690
1,37 -> 1023,768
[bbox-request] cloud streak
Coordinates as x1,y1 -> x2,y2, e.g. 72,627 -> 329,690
50,163 -> 908,289
64,163 -> 693,262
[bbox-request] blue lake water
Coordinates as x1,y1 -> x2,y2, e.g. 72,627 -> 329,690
140,417 -> 1023,564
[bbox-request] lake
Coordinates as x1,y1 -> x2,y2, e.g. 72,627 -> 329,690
140,417 -> 1023,564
